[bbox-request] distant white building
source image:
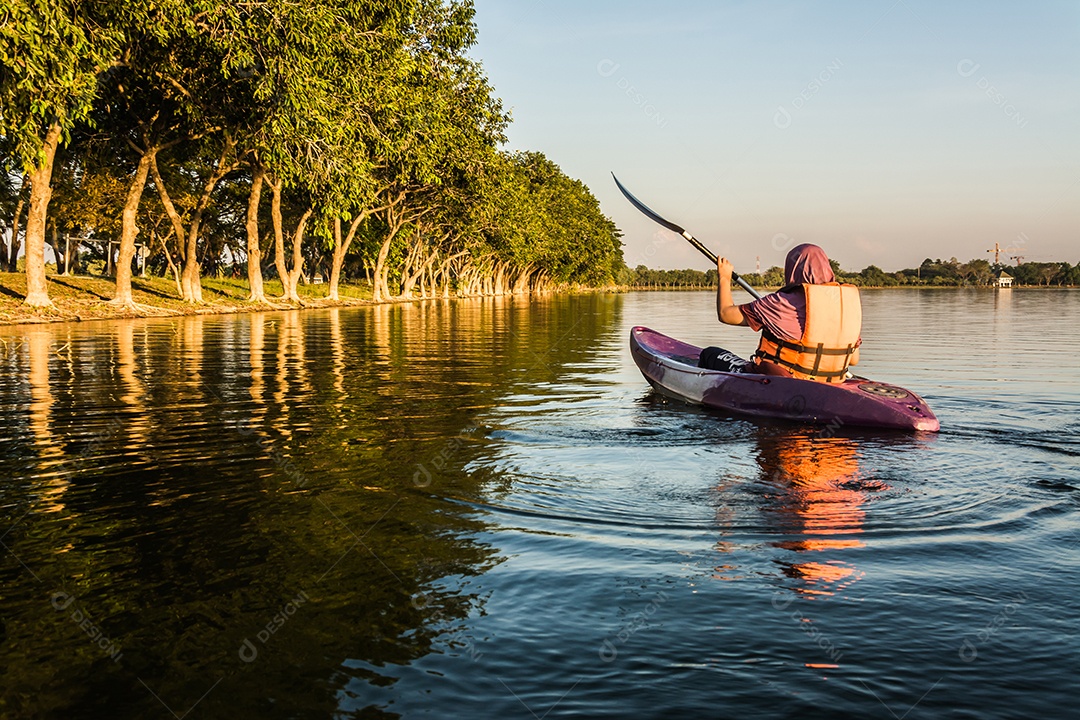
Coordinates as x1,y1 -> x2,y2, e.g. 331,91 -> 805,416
994,271 -> 1014,288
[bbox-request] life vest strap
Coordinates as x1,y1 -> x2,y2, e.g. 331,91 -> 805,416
755,334 -> 856,381
755,355 -> 850,380
761,335 -> 858,357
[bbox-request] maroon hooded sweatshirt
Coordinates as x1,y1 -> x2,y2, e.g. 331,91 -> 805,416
739,243 -> 835,343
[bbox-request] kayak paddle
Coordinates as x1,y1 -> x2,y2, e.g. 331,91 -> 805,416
612,173 -> 762,300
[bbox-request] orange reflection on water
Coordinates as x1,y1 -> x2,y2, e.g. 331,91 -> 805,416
761,434 -> 875,597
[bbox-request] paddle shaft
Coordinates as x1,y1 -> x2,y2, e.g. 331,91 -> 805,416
611,174 -> 762,300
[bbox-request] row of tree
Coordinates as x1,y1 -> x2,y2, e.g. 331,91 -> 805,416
888,258 -> 1079,287
1,0 -> 625,309
624,266 -> 718,289
626,257 -> 1080,288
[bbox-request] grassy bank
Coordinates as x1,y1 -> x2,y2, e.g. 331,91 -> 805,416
0,272 -> 374,326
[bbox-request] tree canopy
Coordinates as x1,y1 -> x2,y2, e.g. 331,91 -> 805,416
1,0 -> 625,307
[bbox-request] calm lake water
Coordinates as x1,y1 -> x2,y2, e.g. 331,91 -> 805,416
1,289 -> 1078,718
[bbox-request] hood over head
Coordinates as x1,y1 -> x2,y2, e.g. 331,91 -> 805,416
784,243 -> 835,286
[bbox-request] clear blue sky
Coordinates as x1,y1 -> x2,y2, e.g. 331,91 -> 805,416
470,0 -> 1079,272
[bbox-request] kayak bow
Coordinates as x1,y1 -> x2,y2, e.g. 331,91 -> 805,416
630,326 -> 939,432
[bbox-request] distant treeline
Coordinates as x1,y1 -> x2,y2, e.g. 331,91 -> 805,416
626,257 -> 1080,288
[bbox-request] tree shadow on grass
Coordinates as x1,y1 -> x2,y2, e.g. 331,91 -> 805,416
0,284 -> 23,300
201,285 -> 236,299
49,277 -> 110,301
131,279 -> 180,301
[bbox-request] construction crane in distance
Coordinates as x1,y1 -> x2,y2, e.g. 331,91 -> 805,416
1010,255 -> 1024,266
987,242 -> 1002,264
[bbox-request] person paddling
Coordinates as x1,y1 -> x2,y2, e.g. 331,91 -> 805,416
701,243 -> 862,382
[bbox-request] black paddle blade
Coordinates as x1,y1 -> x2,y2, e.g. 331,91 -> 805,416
611,173 -> 687,237
610,172 -> 762,299
612,173 -> 719,265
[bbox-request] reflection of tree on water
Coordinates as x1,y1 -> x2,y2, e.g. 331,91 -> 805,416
27,326 -> 69,513
0,294 -> 623,718
755,432 -> 874,599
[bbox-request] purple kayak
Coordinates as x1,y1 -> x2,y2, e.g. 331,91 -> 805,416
630,326 -> 939,432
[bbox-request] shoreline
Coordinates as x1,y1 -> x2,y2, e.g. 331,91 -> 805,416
0,272 -> 547,329
1,272 -> 1074,329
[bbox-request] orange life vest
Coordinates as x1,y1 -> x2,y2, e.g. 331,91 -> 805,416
753,283 -> 861,383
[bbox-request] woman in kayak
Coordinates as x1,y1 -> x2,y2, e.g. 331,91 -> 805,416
700,243 -> 861,382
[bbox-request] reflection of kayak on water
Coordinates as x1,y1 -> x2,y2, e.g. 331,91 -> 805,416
630,326 -> 940,432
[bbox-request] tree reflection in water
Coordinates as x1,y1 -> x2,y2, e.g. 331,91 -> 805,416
0,294 -> 624,718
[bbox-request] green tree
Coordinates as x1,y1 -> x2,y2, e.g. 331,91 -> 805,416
964,258 -> 993,286
363,0 -> 508,301
1035,262 -> 1064,286
859,264 -> 889,286
69,1 -> 256,305
1064,262 -> 1080,286
0,1 -> 126,304
478,151 -> 623,291
762,265 -> 784,287
236,0 -> 416,303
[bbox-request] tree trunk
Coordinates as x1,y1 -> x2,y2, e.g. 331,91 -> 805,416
369,193 -> 418,302
373,240 -> 391,302
512,265 -> 532,294
246,163 -> 267,302
533,271 -> 551,293
460,264 -> 476,296
23,123 -> 62,307
268,176 -> 290,300
329,218 -> 343,302
328,214 -> 364,302
400,268 -> 417,298
63,231 -> 72,275
439,262 -> 452,298
149,144 -> 236,302
180,225 -> 202,303
7,185 -> 27,272
285,207 -> 313,303
149,155 -> 186,261
402,250 -> 437,299
46,224 -> 65,275
154,228 -> 183,297
6,176 -> 27,272
398,232 -> 424,299
399,242 -> 419,298
457,265 -> 470,296
375,261 -> 392,302
373,216 -> 404,303
155,140 -> 235,303
421,263 -> 432,299
112,148 -> 156,307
